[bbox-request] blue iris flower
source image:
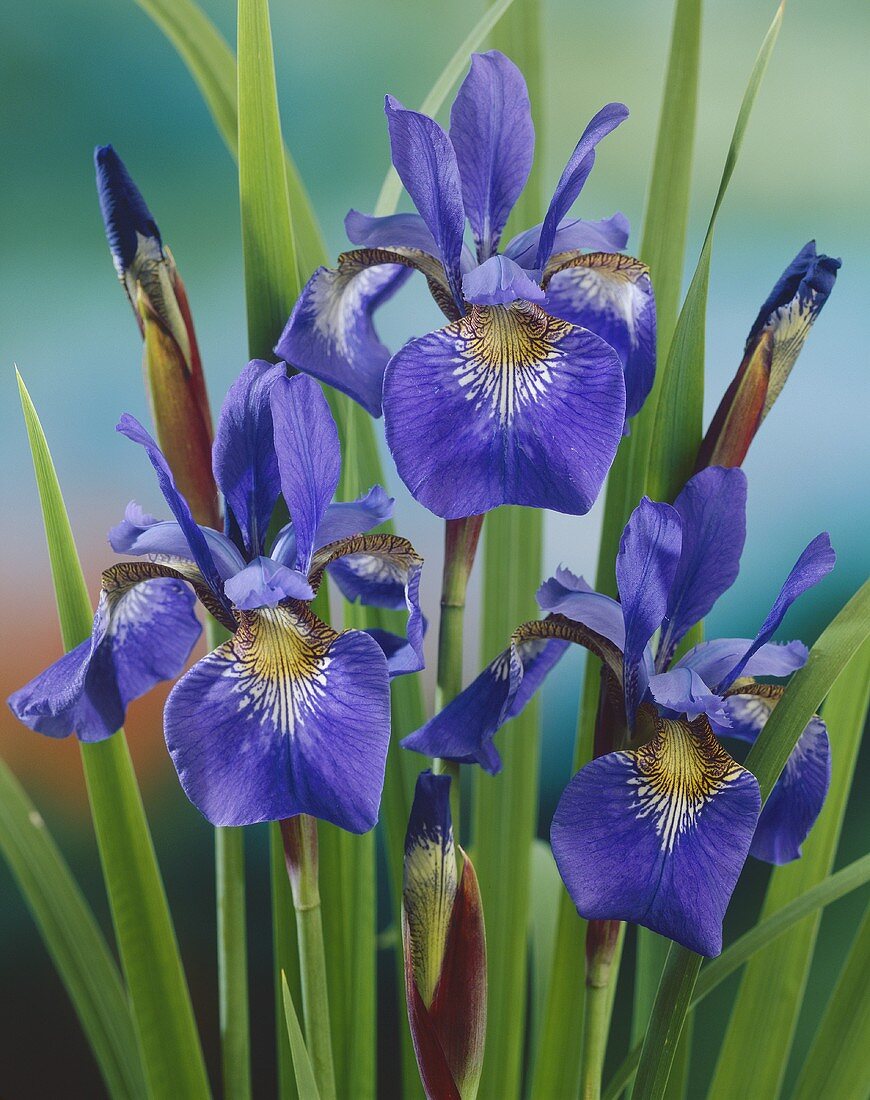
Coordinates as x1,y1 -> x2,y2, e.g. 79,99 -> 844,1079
402,467 -> 835,954
9,364 -> 424,833
276,51 -> 656,519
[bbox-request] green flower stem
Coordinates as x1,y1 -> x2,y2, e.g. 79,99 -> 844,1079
580,920 -> 623,1100
280,816 -> 337,1100
434,515 -> 485,834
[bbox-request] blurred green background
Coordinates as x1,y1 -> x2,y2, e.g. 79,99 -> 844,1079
1,0 -> 867,1095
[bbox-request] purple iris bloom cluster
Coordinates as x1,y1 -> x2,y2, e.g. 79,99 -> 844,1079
404,467 -> 835,954
276,50 -> 656,519
10,365 -> 423,833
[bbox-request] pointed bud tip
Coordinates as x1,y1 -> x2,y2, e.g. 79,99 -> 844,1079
94,144 -> 161,274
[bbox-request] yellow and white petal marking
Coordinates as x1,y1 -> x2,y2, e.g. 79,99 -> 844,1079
628,717 -> 746,852
222,603 -> 336,735
761,291 -> 826,418
544,251 -> 651,348
453,302 -> 574,425
404,802 -> 457,1007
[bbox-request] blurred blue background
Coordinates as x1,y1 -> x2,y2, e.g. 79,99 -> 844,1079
1,0 -> 867,1095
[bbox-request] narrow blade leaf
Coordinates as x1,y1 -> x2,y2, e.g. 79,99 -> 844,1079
0,759 -> 147,1099
281,973 -> 322,1100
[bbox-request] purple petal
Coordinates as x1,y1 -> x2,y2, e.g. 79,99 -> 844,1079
657,467 -> 747,664
648,668 -> 732,729
676,637 -> 809,687
109,501 -> 246,580
94,144 -> 161,278
551,717 -> 761,956
723,693 -> 830,864
212,360 -> 284,556
116,414 -> 231,614
462,255 -> 545,307
400,637 -> 566,773
384,96 -> 466,306
224,556 -> 314,610
269,486 -> 394,568
328,545 -> 424,674
383,302 -> 625,518
345,209 -> 439,255
270,374 -> 341,573
747,241 -> 841,353
165,606 -> 390,831
275,260 -> 411,417
616,497 -> 682,720
543,252 -> 655,420
9,577 -> 200,742
535,104 -> 629,269
719,533 -> 836,690
365,627 -> 426,678
448,50 -> 534,259
536,567 -> 625,648
504,213 -> 630,269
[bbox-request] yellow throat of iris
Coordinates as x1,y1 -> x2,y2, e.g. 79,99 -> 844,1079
629,718 -> 744,853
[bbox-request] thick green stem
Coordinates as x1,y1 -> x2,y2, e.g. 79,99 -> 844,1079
280,816 -> 336,1100
434,515 -> 485,835
580,920 -> 622,1100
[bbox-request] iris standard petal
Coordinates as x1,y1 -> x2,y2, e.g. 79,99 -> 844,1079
462,255 -> 545,307
383,301 -> 626,519
164,603 -> 391,831
536,567 -> 625,649
658,467 -> 747,664
109,501 -> 246,580
117,414 -> 229,612
270,373 -> 340,573
543,251 -> 655,420
223,556 -> 314,610
384,95 -> 466,305
551,715 -> 761,956
268,486 -> 394,568
647,667 -> 732,730
212,359 -> 284,556
724,687 -> 831,864
719,532 -> 836,690
504,213 -> 630,269
535,103 -> 629,269
448,50 -> 535,260
311,533 -> 425,674
345,209 -> 440,255
275,256 -> 412,417
616,497 -> 682,720
676,637 -> 808,687
9,574 -> 200,742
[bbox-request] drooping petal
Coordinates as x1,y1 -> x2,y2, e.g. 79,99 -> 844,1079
657,467 -> 747,664
534,103 -> 629,269
270,374 -> 340,573
615,497 -> 682,721
274,254 -> 412,417
719,532 -> 836,690
448,50 -> 534,260
504,213 -> 630,269
551,716 -> 761,956
383,301 -> 626,519
9,572 -> 200,742
647,667 -> 732,730
462,255 -> 545,307
223,556 -> 314,610
311,533 -> 425,675
384,95 -> 466,306
164,603 -> 390,831
543,251 -> 655,420
345,209 -> 440,255
366,628 -> 426,678
698,242 -> 842,469
401,615 -> 621,772
675,636 -> 809,687
109,501 -> 246,580
723,686 -> 831,864
116,414 -> 230,614
403,772 -> 486,1100
212,359 -> 284,556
